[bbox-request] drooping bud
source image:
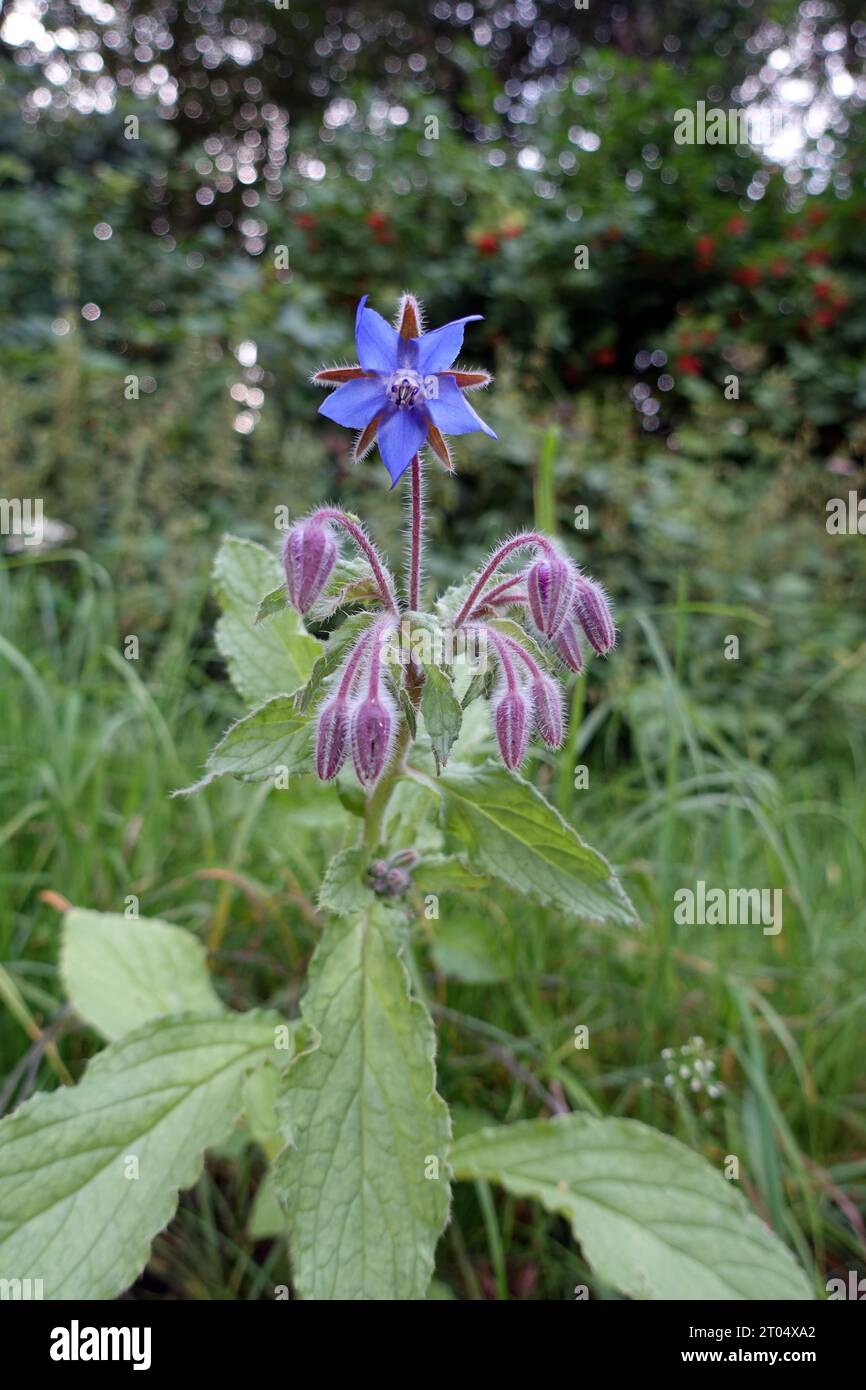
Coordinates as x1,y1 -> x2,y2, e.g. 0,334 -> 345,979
573,575 -> 616,655
553,621 -> 584,673
283,517 -> 337,614
494,688 -> 530,771
315,697 -> 349,781
531,674 -> 565,749
527,554 -> 574,638
390,848 -> 420,869
350,688 -> 396,788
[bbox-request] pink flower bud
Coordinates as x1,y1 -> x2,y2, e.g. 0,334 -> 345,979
283,518 -> 337,614
494,688 -> 530,771
573,576 -> 616,655
315,698 -> 349,781
350,688 -> 396,788
532,674 -> 565,749
553,621 -> 584,673
527,555 -> 574,638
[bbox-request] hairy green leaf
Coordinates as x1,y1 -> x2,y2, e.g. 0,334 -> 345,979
213,535 -> 319,705
420,663 -> 463,768
294,612 -> 376,715
174,695 -> 313,795
274,908 -> 451,1300
412,854 -> 491,894
61,909 -> 221,1042
451,1115 -> 814,1301
254,585 -> 289,626
436,762 -> 638,926
307,556 -> 382,620
318,846 -> 376,917
0,1011 -> 283,1300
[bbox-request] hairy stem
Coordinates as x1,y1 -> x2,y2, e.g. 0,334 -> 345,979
408,454 -> 423,610
454,531 -> 554,629
362,720 -> 413,852
476,623 -> 520,693
312,506 -> 399,612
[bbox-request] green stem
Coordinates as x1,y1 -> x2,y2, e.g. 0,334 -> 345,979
362,721 -> 412,852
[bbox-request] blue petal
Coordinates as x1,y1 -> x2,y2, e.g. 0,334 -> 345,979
427,376 -> 497,438
355,294 -> 399,374
317,376 -> 387,428
377,407 -> 429,487
414,315 -> 483,374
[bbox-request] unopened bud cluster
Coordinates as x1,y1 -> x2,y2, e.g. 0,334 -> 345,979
282,505 -> 616,789
458,536 -> 615,772
368,848 -> 420,898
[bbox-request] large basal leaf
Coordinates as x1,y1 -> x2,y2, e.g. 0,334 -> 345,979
274,907 -> 451,1300
61,909 -> 222,1042
174,695 -> 313,795
436,762 -> 638,927
451,1115 -> 814,1301
0,1011 -> 283,1300
213,535 -> 320,705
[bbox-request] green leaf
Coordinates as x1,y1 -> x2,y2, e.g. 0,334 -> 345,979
420,663 -> 463,769
174,695 -> 313,795
412,854 -> 491,894
451,1116 -> 814,1301
274,908 -> 451,1300
460,664 -> 496,710
307,556 -> 382,620
318,846 -> 376,917
213,535 -> 320,705
0,1011 -> 283,1300
294,612 -> 376,715
436,762 -> 638,927
248,1169 -> 285,1240
61,909 -> 221,1042
254,585 -> 288,626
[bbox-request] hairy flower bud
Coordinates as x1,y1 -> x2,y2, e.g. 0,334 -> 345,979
315,697 -> 349,781
531,674 -> 565,749
390,848 -> 420,869
573,575 -> 616,655
283,518 -> 337,614
527,555 -> 574,638
553,621 -> 584,673
385,867 -> 411,897
350,688 -> 396,788
494,688 -> 530,771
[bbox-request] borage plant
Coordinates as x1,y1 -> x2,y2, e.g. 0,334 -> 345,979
0,294 -> 813,1302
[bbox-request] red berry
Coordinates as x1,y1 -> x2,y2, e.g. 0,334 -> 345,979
675,354 -> 702,376
476,231 -> 500,256
731,265 -> 761,288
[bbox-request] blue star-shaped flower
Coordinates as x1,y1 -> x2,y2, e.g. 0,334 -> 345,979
312,293 -> 496,486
